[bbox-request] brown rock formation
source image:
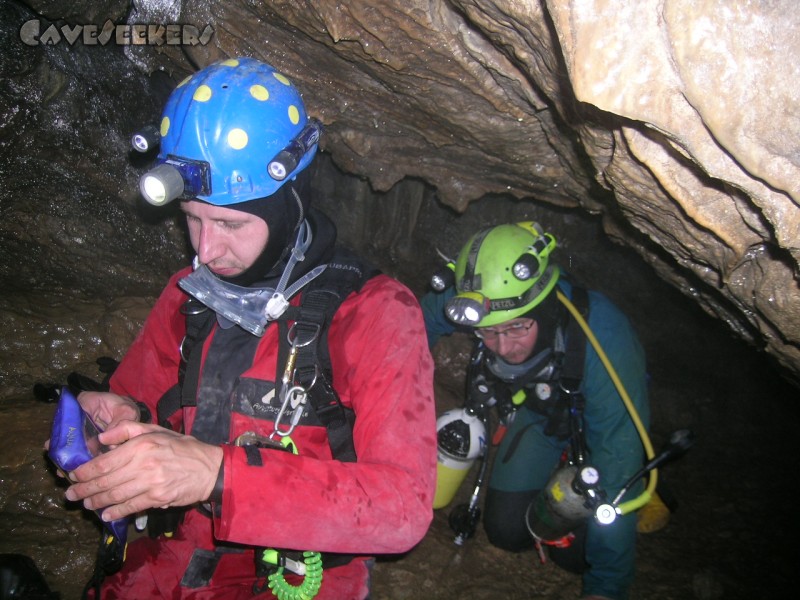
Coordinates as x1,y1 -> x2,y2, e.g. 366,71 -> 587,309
121,0 -> 799,380
6,0 -> 799,380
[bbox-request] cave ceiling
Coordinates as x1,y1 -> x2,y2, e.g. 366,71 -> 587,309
6,0 -> 800,382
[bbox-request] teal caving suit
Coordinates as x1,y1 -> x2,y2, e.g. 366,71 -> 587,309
422,279 -> 649,600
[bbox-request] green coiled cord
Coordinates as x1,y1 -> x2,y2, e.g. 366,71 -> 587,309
266,551 -> 323,600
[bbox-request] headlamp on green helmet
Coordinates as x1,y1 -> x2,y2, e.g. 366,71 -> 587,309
430,249 -> 456,292
445,222 -> 560,328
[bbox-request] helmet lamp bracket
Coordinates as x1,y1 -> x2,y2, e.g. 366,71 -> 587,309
165,155 -> 212,198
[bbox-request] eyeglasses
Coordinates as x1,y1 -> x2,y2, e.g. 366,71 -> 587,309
474,321 -> 535,341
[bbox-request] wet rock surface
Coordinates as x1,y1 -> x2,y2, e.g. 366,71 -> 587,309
5,0 -> 799,385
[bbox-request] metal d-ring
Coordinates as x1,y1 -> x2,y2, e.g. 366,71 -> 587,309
287,322 -> 321,348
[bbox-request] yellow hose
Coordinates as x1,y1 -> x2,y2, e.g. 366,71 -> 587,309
556,290 -> 656,514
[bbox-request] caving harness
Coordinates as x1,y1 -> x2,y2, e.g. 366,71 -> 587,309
154,244 -> 377,599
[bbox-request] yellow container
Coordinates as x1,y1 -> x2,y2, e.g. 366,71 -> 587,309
433,451 -> 474,509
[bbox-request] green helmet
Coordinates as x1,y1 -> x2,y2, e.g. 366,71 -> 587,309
446,222 -> 560,327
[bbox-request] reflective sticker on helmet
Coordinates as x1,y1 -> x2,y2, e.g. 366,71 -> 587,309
288,105 -> 300,125
250,84 -> 269,101
193,84 -> 212,102
227,128 -> 248,150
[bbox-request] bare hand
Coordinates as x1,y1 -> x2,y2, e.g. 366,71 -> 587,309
43,391 -> 139,456
76,390 -> 140,430
64,421 -> 223,522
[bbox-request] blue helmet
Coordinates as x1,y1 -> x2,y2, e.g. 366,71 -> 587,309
138,57 -> 320,206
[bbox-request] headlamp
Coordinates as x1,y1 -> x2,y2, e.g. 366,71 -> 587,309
445,291 -> 491,325
431,263 -> 456,292
268,119 -> 322,181
446,264 -> 560,327
131,125 -> 161,153
511,229 -> 557,281
139,156 -> 212,206
512,254 -> 540,280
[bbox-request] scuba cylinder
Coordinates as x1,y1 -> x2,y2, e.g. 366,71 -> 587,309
433,343 -> 498,510
524,428 -> 695,561
433,407 -> 487,509
525,463 -> 603,544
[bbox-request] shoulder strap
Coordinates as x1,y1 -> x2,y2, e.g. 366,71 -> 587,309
156,298 -> 215,429
280,248 -> 380,463
158,249 -> 379,459
560,285 -> 590,461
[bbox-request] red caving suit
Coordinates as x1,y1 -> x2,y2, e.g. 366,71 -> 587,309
99,263 -> 437,599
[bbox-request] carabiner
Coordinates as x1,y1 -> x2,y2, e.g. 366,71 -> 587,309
272,385 -> 308,438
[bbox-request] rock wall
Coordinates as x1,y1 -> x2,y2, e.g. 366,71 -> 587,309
6,0 -> 800,382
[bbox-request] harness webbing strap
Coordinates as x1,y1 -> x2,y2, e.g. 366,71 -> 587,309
157,249 -> 377,463
560,286 -> 590,460
156,301 -> 215,430
280,251 -> 378,463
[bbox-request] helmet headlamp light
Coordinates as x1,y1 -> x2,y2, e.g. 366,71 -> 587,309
139,156 -> 212,206
511,229 -> 557,281
512,254 -> 540,281
131,125 -> 161,153
445,291 -> 491,326
446,263 -> 560,327
431,262 -> 456,292
268,119 -> 322,181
